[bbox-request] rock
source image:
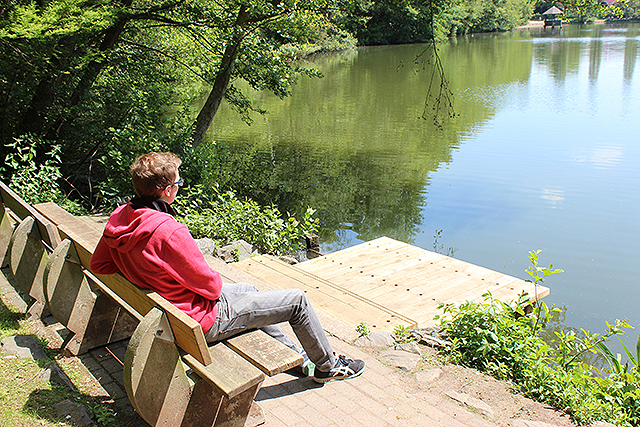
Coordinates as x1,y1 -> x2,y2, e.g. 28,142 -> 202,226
379,349 -> 422,372
1,335 -> 49,361
54,399 -> 94,426
395,341 -> 421,354
412,327 -> 452,348
445,390 -> 494,418
510,420 -> 558,427
354,331 -> 395,348
278,255 -> 298,265
217,240 -> 260,262
41,361 -> 77,391
414,367 -> 442,383
195,238 -> 217,256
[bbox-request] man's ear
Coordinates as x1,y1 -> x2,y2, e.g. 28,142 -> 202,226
160,185 -> 171,198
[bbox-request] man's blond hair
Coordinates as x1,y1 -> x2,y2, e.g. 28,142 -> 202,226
130,152 -> 182,197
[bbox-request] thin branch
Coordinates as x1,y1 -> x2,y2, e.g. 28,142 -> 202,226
120,38 -> 213,83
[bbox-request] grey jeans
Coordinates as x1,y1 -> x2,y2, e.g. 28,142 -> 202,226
204,282 -> 336,372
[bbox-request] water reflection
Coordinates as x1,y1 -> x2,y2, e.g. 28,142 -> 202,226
205,23 -> 640,357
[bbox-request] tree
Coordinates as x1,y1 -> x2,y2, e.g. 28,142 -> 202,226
562,0 -> 600,22
335,0 -> 450,45
0,0 -> 339,202
189,0 -> 333,148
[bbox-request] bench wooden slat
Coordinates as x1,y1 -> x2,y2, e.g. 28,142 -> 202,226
0,184 -> 60,249
225,330 -> 303,376
34,202 -> 213,366
183,343 -> 264,399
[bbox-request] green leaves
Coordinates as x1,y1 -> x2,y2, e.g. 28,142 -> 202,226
436,251 -> 640,425
175,184 -> 319,255
1,0 -> 117,39
525,249 -> 563,284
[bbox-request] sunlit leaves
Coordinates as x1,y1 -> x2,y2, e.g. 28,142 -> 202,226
1,0 -> 117,39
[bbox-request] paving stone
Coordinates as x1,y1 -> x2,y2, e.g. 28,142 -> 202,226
100,380 -> 127,401
378,348 -> 421,372
1,335 -> 49,360
354,331 -> 395,348
414,367 -> 442,383
54,399 -> 94,426
99,356 -> 124,374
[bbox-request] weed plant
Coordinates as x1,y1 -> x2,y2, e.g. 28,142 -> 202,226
436,251 -> 640,426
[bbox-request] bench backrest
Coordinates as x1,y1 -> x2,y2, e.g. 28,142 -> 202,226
0,182 -> 61,250
35,202 -> 213,365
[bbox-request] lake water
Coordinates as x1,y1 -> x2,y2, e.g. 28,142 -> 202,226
207,23 -> 640,351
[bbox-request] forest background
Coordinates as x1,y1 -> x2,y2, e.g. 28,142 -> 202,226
1,0 -> 640,250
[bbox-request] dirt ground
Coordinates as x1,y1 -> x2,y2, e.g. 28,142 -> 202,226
368,344 -> 578,427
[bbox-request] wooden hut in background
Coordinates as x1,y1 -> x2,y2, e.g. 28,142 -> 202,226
543,6 -> 564,28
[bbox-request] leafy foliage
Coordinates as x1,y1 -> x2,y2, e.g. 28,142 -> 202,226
356,321 -> 371,337
1,137 -> 84,214
393,324 -> 417,344
174,184 -> 318,255
436,251 -> 640,426
436,0 -> 533,36
336,0 -> 449,45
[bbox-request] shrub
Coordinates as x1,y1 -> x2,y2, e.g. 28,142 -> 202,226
2,137 -> 85,215
175,184 -> 318,256
436,251 -> 639,426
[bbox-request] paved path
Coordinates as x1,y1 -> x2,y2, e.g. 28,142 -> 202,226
67,317 -> 499,427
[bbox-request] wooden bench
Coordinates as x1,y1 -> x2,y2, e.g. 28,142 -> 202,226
29,198 -> 303,427
0,182 -> 138,353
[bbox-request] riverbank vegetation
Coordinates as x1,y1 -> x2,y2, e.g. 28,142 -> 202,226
3,0 -> 639,219
437,251 -> 640,426
1,0 -> 640,247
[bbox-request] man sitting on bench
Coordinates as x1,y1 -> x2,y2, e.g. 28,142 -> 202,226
90,151 -> 365,383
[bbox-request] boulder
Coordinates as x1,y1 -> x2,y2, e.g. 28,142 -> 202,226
217,240 -> 260,262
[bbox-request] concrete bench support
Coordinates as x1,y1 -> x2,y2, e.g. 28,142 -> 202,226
126,308 -> 265,427
45,238 -> 137,354
9,216 -> 50,317
0,185 -> 305,427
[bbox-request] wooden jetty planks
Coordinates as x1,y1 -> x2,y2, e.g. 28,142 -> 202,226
296,237 -> 550,329
234,255 -> 417,330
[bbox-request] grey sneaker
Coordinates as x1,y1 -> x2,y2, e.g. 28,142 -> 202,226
313,355 -> 365,384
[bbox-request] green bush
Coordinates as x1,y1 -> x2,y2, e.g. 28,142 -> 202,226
175,184 -> 318,256
436,251 -> 640,426
2,137 -> 85,215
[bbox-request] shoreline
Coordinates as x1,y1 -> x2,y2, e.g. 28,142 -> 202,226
514,19 -> 607,30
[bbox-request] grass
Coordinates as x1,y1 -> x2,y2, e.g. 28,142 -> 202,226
0,295 -> 72,426
0,288 -> 121,427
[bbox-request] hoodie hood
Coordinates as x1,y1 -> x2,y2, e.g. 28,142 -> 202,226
102,203 -> 175,253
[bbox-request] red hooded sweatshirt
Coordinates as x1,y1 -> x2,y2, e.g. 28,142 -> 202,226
90,203 -> 222,333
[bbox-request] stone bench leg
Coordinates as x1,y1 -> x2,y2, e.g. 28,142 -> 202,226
45,238 -> 137,354
124,308 -> 264,427
9,216 -> 49,317
0,201 -> 13,268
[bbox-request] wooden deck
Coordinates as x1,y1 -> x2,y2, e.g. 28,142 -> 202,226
234,237 -> 549,332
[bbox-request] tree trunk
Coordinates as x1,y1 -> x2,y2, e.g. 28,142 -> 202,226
190,38 -> 241,149
191,6 -> 250,149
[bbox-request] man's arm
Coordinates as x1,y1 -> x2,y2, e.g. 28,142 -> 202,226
160,225 -> 223,302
